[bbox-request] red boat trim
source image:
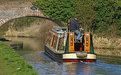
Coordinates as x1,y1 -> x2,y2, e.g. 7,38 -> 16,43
63,59 -> 96,62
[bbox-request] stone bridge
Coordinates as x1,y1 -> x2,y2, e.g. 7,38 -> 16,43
0,1 -> 46,27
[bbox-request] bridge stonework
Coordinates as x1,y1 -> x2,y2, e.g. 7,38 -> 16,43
0,1 -> 46,27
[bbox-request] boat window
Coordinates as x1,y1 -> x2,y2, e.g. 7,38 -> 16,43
52,35 -> 55,47
57,37 -> 65,50
60,38 -> 65,50
47,33 -> 52,45
53,36 -> 58,49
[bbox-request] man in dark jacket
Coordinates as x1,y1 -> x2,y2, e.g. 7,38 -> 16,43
69,16 -> 82,43
69,17 -> 80,32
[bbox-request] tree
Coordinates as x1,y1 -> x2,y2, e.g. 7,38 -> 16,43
33,0 -> 78,24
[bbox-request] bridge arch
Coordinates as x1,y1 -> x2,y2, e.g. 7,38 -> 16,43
0,1 -> 64,38
0,1 -> 47,27
0,1 -> 63,27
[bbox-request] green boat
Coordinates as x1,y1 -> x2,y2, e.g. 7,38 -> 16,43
44,27 -> 96,62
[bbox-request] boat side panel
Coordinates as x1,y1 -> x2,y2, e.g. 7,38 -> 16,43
44,45 -> 63,63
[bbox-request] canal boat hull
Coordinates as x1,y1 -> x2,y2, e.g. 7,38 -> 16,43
44,45 -> 63,63
45,45 -> 96,62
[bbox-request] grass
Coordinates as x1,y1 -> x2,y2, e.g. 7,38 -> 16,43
0,41 -> 38,75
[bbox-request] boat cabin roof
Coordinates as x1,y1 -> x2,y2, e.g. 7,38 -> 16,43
50,27 -> 66,35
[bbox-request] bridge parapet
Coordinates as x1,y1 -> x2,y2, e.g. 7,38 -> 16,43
0,1 -> 46,27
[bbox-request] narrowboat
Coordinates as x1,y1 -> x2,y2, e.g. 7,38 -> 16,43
44,27 -> 96,62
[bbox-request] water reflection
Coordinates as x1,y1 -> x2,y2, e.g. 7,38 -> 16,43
24,51 -> 93,75
98,55 -> 121,65
4,37 -> 121,75
63,62 -> 92,75
5,37 -> 45,55
5,37 -> 45,51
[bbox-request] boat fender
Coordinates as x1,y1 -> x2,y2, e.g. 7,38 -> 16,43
76,51 -> 87,58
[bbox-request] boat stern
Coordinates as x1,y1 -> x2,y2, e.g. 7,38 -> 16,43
63,53 -> 96,62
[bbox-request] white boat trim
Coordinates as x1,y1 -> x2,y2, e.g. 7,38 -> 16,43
63,53 -> 96,60
86,54 -> 96,59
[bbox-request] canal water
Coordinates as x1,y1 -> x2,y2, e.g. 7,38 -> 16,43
5,37 -> 121,75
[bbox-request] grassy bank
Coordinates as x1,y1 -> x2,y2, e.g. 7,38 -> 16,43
0,42 -> 38,75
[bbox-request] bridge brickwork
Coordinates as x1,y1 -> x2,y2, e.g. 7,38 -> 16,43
0,1 -> 46,27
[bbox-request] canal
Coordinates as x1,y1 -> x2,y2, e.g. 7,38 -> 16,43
5,37 -> 121,75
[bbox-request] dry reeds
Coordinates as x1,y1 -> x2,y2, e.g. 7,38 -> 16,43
93,35 -> 121,49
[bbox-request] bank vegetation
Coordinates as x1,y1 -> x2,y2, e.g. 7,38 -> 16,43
0,42 -> 38,75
